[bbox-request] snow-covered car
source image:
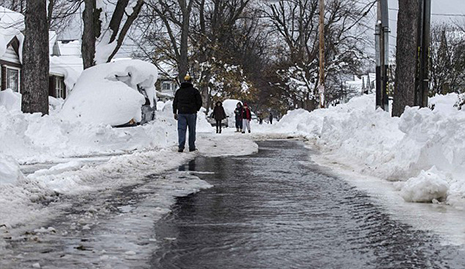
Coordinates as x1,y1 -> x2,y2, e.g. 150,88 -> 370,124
59,59 -> 158,127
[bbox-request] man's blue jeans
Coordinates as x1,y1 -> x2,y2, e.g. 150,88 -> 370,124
177,113 -> 197,151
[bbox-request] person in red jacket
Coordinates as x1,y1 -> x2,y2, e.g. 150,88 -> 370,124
241,103 -> 252,133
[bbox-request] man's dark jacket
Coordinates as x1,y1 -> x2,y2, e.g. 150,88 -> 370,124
173,82 -> 202,114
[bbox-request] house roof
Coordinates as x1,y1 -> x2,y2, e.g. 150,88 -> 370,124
57,40 -> 81,57
50,40 -> 83,90
0,6 -> 24,59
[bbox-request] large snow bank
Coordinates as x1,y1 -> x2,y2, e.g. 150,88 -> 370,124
59,59 -> 158,126
0,89 -> 21,112
0,102 -> 179,164
274,93 -> 465,208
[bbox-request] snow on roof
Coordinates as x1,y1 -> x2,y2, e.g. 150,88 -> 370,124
59,59 -> 158,126
0,6 -> 24,59
50,56 -> 83,90
50,40 -> 83,89
57,40 -> 81,57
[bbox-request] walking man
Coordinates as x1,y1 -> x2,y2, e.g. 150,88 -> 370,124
173,75 -> 202,152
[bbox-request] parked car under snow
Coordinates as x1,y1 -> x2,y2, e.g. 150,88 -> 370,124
59,59 -> 158,127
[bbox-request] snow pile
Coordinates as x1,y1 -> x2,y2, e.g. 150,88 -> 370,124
0,100 -> 180,164
398,166 -> 449,203
59,59 -> 158,126
274,108 -> 324,137
0,155 -> 24,185
0,89 -> 21,112
273,93 -> 465,208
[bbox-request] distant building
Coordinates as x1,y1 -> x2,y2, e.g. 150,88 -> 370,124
155,62 -> 178,101
341,73 -> 376,103
49,38 -> 83,99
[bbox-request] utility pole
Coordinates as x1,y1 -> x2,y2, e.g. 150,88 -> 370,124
318,0 -> 325,108
415,0 -> 431,107
375,0 -> 389,111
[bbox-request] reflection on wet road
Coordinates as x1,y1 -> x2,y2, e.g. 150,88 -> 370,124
152,140 -> 465,269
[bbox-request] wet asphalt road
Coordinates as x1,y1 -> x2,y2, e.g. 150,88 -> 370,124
151,140 -> 465,269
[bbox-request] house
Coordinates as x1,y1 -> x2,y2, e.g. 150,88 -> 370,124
155,61 -> 178,101
340,73 -> 376,104
0,6 -> 24,93
0,6 -> 83,100
49,37 -> 83,99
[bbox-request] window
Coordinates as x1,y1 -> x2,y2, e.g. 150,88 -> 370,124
55,76 -> 66,98
6,67 -> 20,92
162,82 -> 172,91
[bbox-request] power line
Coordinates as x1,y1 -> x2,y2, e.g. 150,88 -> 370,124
388,8 -> 465,17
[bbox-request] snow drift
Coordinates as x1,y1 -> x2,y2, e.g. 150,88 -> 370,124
273,93 -> 465,208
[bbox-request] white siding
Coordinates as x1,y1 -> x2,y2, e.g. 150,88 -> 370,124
2,45 -> 20,64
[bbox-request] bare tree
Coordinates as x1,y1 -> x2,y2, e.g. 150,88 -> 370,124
0,0 -> 26,12
392,0 -> 419,117
0,0 -> 83,35
144,0 -> 195,81
48,0 -> 83,35
21,0 -> 49,114
81,0 -> 145,69
189,0 -> 254,110
430,24 -> 465,95
265,0 -> 372,109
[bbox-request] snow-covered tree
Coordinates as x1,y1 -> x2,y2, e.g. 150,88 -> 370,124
264,0 -> 370,109
81,0 -> 145,69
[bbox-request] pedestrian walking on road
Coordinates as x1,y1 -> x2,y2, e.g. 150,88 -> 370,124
212,101 -> 227,133
242,103 -> 252,133
269,112 -> 273,124
234,102 -> 243,132
173,75 -> 202,152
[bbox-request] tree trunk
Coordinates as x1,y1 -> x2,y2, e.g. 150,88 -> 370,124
21,0 -> 49,115
81,0 -> 101,69
392,0 -> 419,117
178,0 -> 194,82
